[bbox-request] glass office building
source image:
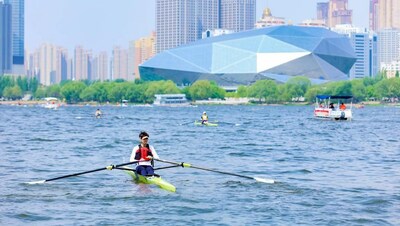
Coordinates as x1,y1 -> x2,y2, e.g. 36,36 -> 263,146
140,25 -> 357,85
4,0 -> 24,65
0,2 -> 12,75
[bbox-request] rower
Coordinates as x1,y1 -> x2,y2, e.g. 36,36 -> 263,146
201,111 -> 209,124
130,131 -> 159,177
95,109 -> 102,118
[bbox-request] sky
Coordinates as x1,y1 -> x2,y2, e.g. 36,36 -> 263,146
26,0 -> 369,54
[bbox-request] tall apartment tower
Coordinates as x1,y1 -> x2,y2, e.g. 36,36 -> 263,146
97,52 -> 108,81
220,0 -> 256,32
156,0 -> 255,53
112,46 -> 129,80
0,2 -> 12,75
375,0 -> 400,31
369,0 -> 378,31
4,0 -> 24,74
317,2 -> 329,22
377,29 -> 400,67
134,32 -> 156,78
327,0 -> 352,28
74,46 -> 84,81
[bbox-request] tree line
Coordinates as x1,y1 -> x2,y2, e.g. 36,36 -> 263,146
1,74 -> 399,104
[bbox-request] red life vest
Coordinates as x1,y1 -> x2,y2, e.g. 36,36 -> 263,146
135,144 -> 153,161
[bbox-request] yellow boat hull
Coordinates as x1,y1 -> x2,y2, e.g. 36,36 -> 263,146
123,167 -> 176,192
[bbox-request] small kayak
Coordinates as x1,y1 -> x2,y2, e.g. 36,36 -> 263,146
122,167 -> 176,192
194,120 -> 218,127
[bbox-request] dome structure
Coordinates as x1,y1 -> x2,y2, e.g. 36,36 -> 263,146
139,25 -> 356,85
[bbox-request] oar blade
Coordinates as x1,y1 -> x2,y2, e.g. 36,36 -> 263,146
254,177 -> 275,184
26,180 -> 46,185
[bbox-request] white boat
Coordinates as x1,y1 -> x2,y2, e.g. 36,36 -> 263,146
153,94 -> 190,107
121,100 -> 128,107
314,95 -> 353,120
42,97 -> 60,110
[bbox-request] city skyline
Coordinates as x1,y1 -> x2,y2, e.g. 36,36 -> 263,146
26,0 -> 369,54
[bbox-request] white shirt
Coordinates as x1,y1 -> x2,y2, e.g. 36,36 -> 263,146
129,144 -> 159,166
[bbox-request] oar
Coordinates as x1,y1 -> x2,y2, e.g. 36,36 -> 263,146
154,158 -> 275,184
179,121 -> 194,126
27,160 -> 141,184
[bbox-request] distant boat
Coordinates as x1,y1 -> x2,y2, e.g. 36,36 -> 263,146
314,95 -> 353,120
153,94 -> 190,107
194,120 -> 218,126
42,97 -> 60,110
121,100 -> 128,107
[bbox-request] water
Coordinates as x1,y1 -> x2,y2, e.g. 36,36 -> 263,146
1,104 -> 399,225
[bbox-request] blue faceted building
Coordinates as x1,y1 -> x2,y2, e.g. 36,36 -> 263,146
140,25 -> 357,85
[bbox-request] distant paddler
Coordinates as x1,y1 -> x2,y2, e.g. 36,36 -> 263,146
95,109 -> 102,118
201,111 -> 209,125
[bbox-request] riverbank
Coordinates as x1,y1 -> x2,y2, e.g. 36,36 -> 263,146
0,100 -> 396,107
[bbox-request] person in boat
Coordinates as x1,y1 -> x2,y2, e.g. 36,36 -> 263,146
95,109 -> 102,118
130,131 -> 159,177
329,103 -> 335,110
201,111 -> 209,124
340,102 -> 346,110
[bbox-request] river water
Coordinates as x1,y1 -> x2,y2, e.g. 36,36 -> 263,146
0,104 -> 399,225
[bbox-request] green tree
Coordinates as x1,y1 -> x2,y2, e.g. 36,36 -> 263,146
332,81 -> 352,96
284,76 -> 311,101
396,71 -> 399,78
235,85 -> 248,97
28,77 -> 39,94
0,76 -> 15,96
90,82 -> 111,103
248,80 -> 278,103
108,82 -> 130,102
188,80 -> 225,100
350,79 -> 366,102
16,76 -> 28,92
304,86 -> 323,103
46,84 -> 61,98
80,86 -> 97,101
3,85 -> 23,100
60,81 -> 87,103
34,87 -> 46,99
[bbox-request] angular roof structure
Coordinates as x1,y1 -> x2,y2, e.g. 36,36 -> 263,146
139,25 -> 356,86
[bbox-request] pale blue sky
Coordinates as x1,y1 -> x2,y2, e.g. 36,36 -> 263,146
26,0 -> 369,53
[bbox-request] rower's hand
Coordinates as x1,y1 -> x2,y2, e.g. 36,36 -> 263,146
146,156 -> 153,160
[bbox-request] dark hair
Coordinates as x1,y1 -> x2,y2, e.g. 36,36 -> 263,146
139,131 -> 149,139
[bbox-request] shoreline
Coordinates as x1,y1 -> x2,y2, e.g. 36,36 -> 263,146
0,100 -> 396,107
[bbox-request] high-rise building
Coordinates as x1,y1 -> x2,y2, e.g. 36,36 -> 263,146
369,0 -> 378,31
134,32 -> 156,78
128,41 -> 135,79
376,0 -> 400,31
37,43 -> 58,86
74,46 -> 84,81
97,51 -> 108,81
0,2 -> 12,75
220,0 -> 256,32
156,0 -> 198,53
332,25 -> 378,78
327,0 -> 352,28
156,0 -> 255,53
4,0 -> 24,74
317,2 -> 329,22
74,46 -> 92,81
112,46 -> 129,80
377,29 -> 400,67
